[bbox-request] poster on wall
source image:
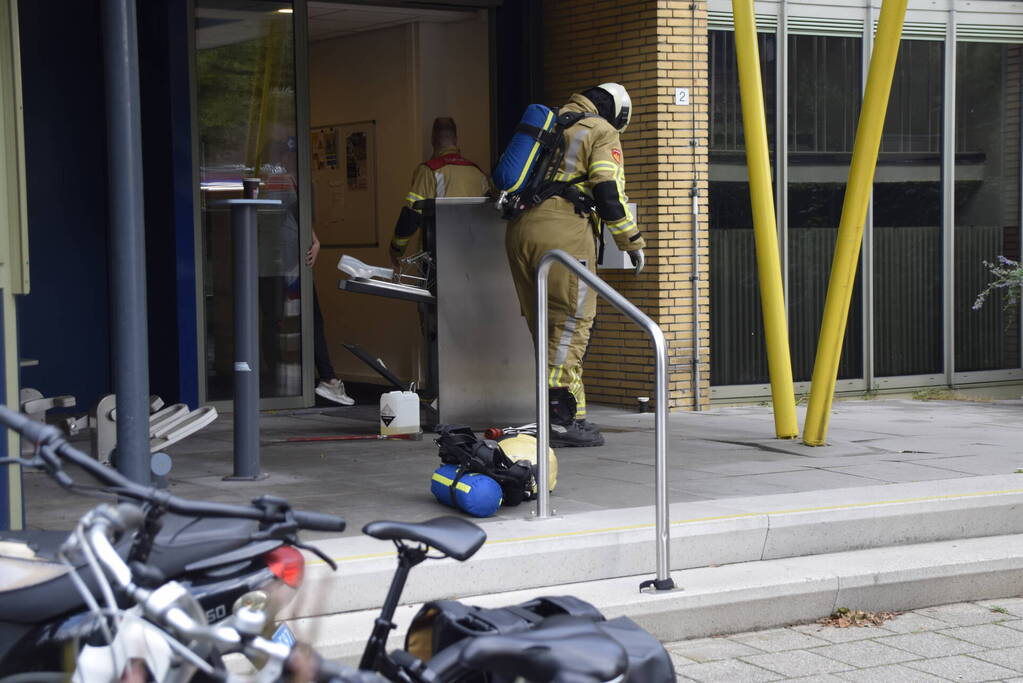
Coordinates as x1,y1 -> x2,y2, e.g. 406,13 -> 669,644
310,120 -> 377,247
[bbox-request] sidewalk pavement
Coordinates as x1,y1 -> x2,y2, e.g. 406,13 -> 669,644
23,396 -> 1023,533
666,598 -> 1023,682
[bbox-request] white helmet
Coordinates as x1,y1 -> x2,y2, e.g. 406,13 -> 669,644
597,82 -> 632,132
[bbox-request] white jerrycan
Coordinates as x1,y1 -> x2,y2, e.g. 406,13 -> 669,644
380,387 -> 420,436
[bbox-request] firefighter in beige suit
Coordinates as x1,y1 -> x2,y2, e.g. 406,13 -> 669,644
389,117 -> 489,398
390,117 -> 490,266
506,83 -> 646,448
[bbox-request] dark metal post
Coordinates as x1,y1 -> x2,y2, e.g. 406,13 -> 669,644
218,192 -> 278,481
103,0 -> 150,484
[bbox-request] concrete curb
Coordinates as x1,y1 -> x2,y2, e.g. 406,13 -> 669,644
288,533 -> 1023,661
282,475 -> 1023,620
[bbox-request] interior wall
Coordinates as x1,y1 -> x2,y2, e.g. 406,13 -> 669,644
309,24 -> 420,384
416,12 -> 491,169
308,15 -> 490,386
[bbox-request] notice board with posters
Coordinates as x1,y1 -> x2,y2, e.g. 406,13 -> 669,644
310,120 -> 377,247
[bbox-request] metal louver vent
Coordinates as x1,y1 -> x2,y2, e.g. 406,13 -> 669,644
957,23 -> 1023,44
875,20 -> 945,39
708,10 -> 777,32
788,15 -> 862,37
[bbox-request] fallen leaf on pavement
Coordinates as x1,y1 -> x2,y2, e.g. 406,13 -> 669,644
818,607 -> 897,628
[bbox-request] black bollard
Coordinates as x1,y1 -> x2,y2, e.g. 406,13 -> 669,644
216,183 -> 279,481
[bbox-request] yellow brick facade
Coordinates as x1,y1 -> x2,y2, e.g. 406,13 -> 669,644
542,0 -> 711,411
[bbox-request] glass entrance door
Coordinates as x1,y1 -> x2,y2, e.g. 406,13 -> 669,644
194,0 -> 307,405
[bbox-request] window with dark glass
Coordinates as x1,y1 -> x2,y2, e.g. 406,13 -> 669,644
873,39 -> 945,377
954,42 -> 1022,372
787,34 -> 864,382
709,29 -> 777,386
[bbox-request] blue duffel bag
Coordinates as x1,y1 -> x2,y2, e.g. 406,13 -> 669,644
430,464 -> 503,518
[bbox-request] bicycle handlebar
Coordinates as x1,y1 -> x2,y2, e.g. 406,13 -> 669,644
285,648 -> 389,683
0,406 -> 346,533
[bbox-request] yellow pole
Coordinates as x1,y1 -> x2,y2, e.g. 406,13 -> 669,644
731,0 -> 798,439
803,0 -> 908,446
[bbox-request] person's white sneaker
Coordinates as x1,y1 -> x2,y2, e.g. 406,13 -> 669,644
315,378 -> 355,406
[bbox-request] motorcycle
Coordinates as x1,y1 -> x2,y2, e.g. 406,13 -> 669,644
0,408 -> 345,679
0,408 -> 671,682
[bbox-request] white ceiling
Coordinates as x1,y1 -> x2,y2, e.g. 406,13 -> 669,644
195,2 -> 476,51
308,2 -> 474,42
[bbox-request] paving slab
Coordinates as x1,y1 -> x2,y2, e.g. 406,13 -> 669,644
837,664 -> 947,682
916,602 -> 1015,626
882,611 -> 958,633
976,597 -> 1023,618
667,597 -> 1023,683
970,645 -> 1023,672
903,654 -> 1020,681
939,623 -> 1023,649
730,628 -> 831,652
665,637 -> 763,663
1000,620 -> 1023,633
878,631 -> 985,658
829,460 -> 974,483
738,650 -> 852,677
668,651 -> 699,668
675,658 -> 782,682
924,455 -> 1023,476
810,639 -> 919,667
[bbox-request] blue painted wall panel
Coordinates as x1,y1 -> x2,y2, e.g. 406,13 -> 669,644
16,0 -> 112,410
139,0 -> 198,408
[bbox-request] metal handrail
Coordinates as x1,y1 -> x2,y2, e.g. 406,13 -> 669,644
535,249 -> 674,591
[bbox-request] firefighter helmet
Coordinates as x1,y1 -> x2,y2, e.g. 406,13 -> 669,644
596,82 -> 632,133
498,434 -> 558,495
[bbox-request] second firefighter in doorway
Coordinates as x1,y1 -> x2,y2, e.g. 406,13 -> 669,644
506,83 -> 646,448
389,117 -> 490,398
389,117 -> 491,267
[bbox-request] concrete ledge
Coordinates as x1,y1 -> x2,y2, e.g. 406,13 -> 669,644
290,533 -> 1023,660
282,475 -> 1023,621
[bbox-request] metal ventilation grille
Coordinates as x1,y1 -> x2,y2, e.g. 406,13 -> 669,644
708,10 -> 777,32
788,15 -> 863,37
957,23 -> 1023,44
874,20 -> 945,40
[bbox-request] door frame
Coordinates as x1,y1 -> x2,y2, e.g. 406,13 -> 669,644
190,0 -> 314,410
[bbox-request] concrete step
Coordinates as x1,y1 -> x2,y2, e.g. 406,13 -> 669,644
287,532 -> 1023,661
282,474 -> 1023,623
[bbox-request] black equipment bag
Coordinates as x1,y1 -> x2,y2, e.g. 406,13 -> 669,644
406,596 -> 604,659
405,596 -> 676,683
435,425 -> 533,507
597,616 -> 677,683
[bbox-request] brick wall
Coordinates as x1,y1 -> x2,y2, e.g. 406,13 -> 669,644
541,0 -> 710,411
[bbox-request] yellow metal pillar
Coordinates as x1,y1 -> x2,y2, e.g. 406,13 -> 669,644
803,0 -> 908,446
731,0 -> 798,439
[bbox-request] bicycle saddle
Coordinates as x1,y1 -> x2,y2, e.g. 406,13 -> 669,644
458,615 -> 628,683
362,517 -> 486,561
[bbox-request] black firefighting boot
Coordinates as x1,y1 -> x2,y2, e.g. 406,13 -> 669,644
549,388 -> 605,448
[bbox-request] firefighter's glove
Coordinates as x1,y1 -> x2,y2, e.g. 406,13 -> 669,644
389,244 -> 403,272
628,248 -> 645,276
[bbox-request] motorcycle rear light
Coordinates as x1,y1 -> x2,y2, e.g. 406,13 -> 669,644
265,546 -> 305,588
